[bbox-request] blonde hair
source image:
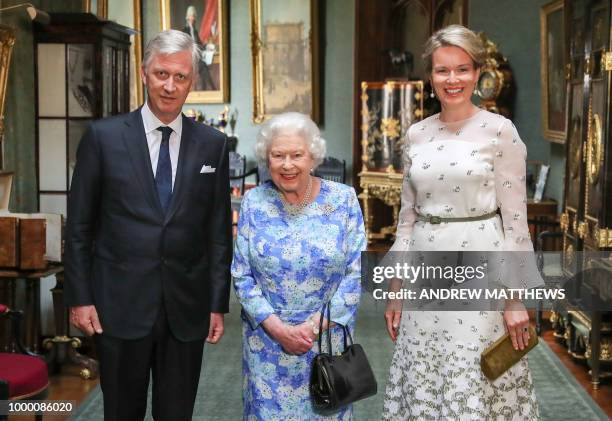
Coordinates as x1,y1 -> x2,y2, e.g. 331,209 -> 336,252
422,25 -> 485,74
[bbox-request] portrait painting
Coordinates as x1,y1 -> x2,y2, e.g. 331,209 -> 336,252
162,0 -> 229,103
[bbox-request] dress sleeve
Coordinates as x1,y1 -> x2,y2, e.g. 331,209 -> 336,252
231,192 -> 276,328
494,119 -> 532,252
330,188 -> 366,326
493,119 -> 544,289
389,126 -> 418,252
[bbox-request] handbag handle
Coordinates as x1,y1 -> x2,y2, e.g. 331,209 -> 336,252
316,303 -> 353,354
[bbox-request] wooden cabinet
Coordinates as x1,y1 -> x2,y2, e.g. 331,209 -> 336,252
562,0 -> 612,253
556,0 -> 612,388
34,13 -> 133,217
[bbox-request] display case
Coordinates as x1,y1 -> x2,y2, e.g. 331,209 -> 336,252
358,80 -> 423,243
34,13 -> 133,217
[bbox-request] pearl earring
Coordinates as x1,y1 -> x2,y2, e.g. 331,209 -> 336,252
430,89 -> 435,98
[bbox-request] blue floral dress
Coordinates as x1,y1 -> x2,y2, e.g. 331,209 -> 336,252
231,179 -> 366,421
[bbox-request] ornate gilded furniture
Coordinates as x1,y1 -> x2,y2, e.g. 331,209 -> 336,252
554,0 -> 612,389
358,80 -> 423,243
475,34 -> 514,118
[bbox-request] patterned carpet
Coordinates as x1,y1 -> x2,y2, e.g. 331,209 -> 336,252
69,295 -> 610,420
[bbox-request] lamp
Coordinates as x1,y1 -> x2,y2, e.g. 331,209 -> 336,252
0,3 -> 50,25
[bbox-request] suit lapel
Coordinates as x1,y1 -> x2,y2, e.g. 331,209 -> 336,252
122,108 -> 165,219
164,115 -> 194,223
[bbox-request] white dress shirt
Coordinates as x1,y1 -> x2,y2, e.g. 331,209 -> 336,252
141,102 -> 182,190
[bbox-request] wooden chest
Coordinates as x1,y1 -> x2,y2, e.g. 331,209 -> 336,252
0,214 -> 62,270
0,216 -> 19,267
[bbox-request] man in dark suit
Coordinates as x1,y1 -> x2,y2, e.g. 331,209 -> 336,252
64,29 -> 231,421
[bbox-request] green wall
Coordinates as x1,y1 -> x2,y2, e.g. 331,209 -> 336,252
469,0 -> 565,210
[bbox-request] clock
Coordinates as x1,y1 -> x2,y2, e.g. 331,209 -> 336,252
475,34 -> 514,118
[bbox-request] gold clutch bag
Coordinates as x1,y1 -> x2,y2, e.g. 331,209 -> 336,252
480,325 -> 538,381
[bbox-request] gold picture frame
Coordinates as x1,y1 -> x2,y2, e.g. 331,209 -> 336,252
250,0 -> 320,123
540,0 -> 567,143
0,25 -> 15,169
161,0 -> 229,104
0,171 -> 13,211
83,0 -> 108,19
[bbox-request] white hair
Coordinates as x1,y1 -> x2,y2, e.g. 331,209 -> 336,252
185,5 -> 197,20
255,112 -> 326,169
142,29 -> 201,77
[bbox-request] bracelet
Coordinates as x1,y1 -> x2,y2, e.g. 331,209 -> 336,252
307,317 -> 320,335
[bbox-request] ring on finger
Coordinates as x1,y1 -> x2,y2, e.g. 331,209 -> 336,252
522,327 -> 529,333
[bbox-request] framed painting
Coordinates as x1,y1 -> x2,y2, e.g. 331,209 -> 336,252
161,0 -> 229,103
250,0 -> 321,123
540,0 -> 567,143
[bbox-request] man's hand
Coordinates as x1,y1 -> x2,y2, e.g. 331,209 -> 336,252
206,312 -> 225,344
70,305 -> 103,336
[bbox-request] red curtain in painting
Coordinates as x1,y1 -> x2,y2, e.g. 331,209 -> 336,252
199,0 -> 218,43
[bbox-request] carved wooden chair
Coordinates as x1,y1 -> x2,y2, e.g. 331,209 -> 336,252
314,157 -> 346,184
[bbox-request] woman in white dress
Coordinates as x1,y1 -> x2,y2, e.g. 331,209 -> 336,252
381,25 -> 541,420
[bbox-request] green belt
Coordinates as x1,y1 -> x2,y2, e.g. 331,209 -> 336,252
416,210 -> 498,224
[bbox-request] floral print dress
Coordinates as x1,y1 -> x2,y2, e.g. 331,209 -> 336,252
382,110 -> 541,420
232,180 -> 366,421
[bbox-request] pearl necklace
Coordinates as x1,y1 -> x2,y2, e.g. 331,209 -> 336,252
280,175 -> 313,211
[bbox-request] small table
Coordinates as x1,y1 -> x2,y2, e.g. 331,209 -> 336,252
0,265 -> 63,353
358,170 -> 403,244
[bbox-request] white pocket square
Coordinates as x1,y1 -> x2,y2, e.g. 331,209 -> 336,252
200,165 -> 216,174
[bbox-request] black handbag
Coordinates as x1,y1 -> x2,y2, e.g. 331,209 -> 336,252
309,304 -> 377,412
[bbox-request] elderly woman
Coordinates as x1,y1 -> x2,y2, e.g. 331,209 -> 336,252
382,25 -> 541,419
232,112 -> 366,420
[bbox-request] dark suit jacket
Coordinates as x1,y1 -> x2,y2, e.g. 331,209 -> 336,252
64,108 -> 232,341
